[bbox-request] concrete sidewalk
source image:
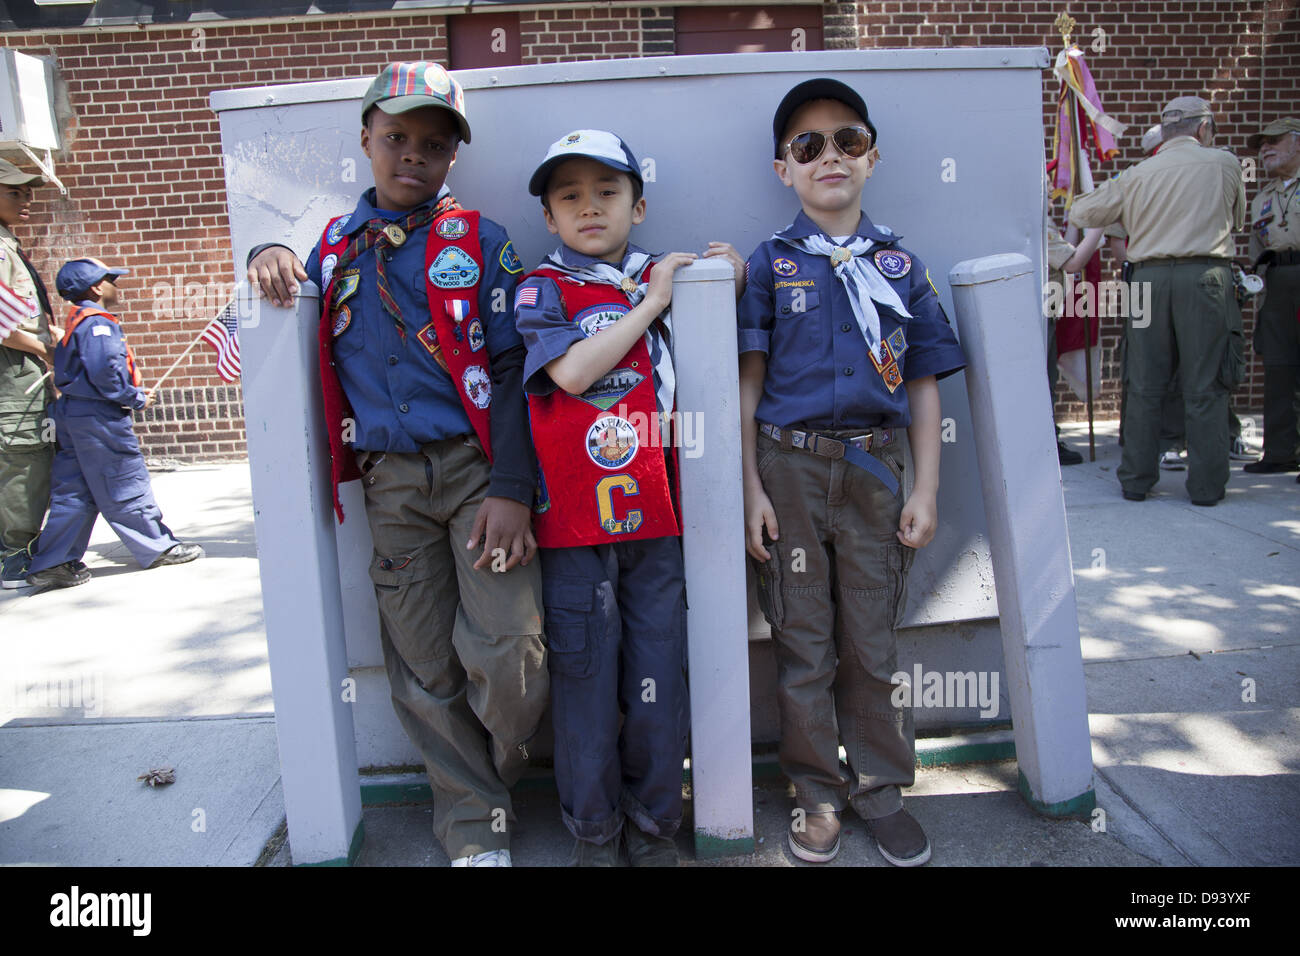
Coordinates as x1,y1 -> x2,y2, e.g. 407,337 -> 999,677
2,419 -> 1297,866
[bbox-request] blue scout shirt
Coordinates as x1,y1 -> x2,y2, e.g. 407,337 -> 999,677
54,300 -> 147,410
302,187 -> 525,455
515,242 -> 659,401
738,210 -> 965,429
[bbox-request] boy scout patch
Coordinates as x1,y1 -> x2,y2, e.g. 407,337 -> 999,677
326,216 -> 350,245
577,367 -> 645,411
332,306 -> 352,337
881,361 -> 903,393
586,415 -> 638,469
869,342 -> 889,373
417,321 -> 449,371
887,326 -> 907,360
873,249 -> 911,279
462,365 -> 492,409
436,217 -> 469,240
576,303 -> 628,337
428,247 -> 480,289
773,258 -> 798,277
499,241 -> 524,274
467,318 -> 485,352
321,253 -> 338,288
333,272 -> 360,307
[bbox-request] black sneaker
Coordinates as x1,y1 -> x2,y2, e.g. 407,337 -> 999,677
1122,490 -> 1146,501
2,549 -> 33,590
27,562 -> 92,590
623,819 -> 679,867
866,807 -> 931,867
148,544 -> 204,569
1057,442 -> 1083,466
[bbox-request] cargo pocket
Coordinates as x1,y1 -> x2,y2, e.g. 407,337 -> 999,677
888,543 -> 916,629
752,543 -> 785,632
543,574 -> 601,679
1218,307 -> 1246,391
368,547 -> 448,669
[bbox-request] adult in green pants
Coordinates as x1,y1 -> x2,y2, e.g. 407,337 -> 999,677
1070,96 -> 1245,506
1244,117 -> 1300,478
0,159 -> 55,588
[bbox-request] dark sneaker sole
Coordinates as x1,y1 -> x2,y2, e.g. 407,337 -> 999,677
876,837 -> 932,867
27,575 -> 91,590
788,830 -> 840,863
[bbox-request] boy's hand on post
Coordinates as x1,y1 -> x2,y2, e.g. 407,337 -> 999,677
701,241 -> 746,299
247,247 -> 308,309
646,252 -> 698,310
143,388 -> 156,410
468,496 -> 537,571
744,483 -> 779,561
897,492 -> 937,549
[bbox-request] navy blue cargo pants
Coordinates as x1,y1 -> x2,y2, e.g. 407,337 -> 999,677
541,535 -> 689,845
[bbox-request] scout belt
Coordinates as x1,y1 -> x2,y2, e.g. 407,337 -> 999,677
759,422 -> 899,496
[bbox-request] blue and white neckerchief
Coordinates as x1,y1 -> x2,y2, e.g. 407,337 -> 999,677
543,248 -> 675,437
774,231 -> 912,363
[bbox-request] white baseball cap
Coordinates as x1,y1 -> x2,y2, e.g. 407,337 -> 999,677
528,129 -> 642,197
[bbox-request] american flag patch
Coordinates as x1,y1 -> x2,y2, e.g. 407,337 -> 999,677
514,285 -> 539,310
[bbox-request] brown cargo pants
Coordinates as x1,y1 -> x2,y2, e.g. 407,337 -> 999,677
357,435 -> 547,860
754,426 -> 916,821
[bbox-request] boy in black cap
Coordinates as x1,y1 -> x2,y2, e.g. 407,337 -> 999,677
514,128 -> 743,865
245,62 -> 546,867
738,79 -> 966,865
26,258 -> 202,589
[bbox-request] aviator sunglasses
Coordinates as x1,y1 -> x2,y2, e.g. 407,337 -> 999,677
783,125 -> 875,164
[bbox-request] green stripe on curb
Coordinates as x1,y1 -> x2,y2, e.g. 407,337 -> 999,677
360,731 -> 1020,807
1017,770 -> 1096,820
297,819 -> 364,867
695,833 -> 756,859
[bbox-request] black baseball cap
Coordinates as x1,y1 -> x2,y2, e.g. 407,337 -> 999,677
772,78 -> 877,159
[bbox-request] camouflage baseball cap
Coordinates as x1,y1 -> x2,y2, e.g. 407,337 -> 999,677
1247,117 -> 1300,150
361,62 -> 470,143
0,158 -> 43,187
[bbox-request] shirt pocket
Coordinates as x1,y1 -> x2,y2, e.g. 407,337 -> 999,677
330,305 -> 366,361
771,288 -> 823,372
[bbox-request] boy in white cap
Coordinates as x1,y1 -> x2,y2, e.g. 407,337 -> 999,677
514,128 -> 743,865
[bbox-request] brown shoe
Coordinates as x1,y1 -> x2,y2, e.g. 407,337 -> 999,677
867,807 -> 931,866
624,819 -> 679,867
788,809 -> 840,863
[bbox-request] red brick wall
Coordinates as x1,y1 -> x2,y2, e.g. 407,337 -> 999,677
4,1 -> 1295,458
850,0 -> 1300,425
5,15 -> 450,459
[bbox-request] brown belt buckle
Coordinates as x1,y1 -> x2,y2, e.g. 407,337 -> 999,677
815,434 -> 845,460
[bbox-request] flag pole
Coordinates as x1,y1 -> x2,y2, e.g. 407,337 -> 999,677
148,327 -> 210,395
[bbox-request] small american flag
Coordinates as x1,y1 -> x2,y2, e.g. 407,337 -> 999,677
514,285 -> 539,310
200,300 -> 241,382
0,279 -> 31,340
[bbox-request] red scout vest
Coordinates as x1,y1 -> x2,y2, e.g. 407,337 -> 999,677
316,208 -> 494,521
62,305 -> 142,387
525,266 -> 680,549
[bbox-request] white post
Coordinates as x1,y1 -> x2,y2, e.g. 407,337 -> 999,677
238,281 -> 364,863
947,254 -> 1096,816
671,259 -> 755,856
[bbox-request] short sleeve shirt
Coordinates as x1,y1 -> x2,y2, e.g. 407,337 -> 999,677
737,210 -> 966,429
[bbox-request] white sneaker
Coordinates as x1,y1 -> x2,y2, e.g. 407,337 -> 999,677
1229,437 -> 1255,461
451,849 -> 512,867
1159,449 -> 1187,471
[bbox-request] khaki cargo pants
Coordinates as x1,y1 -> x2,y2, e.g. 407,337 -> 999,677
357,435 -> 547,860
754,427 -> 915,821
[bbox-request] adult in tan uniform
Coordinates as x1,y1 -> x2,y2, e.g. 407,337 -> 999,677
0,160 -> 55,588
1070,96 -> 1245,506
1244,117 -> 1300,478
